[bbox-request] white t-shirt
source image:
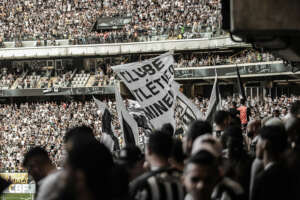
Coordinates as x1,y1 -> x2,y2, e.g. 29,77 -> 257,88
36,170 -> 64,200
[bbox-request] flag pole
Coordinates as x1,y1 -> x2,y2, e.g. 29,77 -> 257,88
214,67 -> 218,77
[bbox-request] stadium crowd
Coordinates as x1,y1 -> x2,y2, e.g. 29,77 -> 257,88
175,50 -> 280,68
0,99 -> 122,172
0,94 -> 298,172
0,0 -> 222,47
1,95 -> 300,200
0,49 -> 282,89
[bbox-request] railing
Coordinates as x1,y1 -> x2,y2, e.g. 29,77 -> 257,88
0,31 -> 225,49
174,61 -> 294,80
0,86 -> 115,97
0,61 -> 291,97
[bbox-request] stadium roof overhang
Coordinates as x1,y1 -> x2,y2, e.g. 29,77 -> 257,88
0,37 -> 249,60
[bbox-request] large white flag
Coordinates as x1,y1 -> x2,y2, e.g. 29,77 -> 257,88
115,85 -> 139,146
112,52 -> 176,130
173,82 -> 204,128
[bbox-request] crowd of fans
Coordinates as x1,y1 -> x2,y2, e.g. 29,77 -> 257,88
175,50 -> 280,68
0,49 -> 282,90
0,99 -> 122,172
0,94 -> 298,172
1,95 -> 300,200
0,0 -> 223,47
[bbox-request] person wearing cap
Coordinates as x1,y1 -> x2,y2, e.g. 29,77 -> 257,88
183,150 -> 245,200
117,145 -> 145,182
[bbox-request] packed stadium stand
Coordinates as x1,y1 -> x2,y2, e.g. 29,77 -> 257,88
0,49 -> 284,91
0,0 -> 223,48
1,1 -> 300,200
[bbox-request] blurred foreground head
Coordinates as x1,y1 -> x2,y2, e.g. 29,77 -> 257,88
62,140 -> 114,200
183,120 -> 212,157
117,145 -> 145,181
291,101 -> 300,118
256,125 -> 287,164
23,146 -> 54,183
64,125 -> 96,152
145,130 -> 173,169
285,116 -> 300,147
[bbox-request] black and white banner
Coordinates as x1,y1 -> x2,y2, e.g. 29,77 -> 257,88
205,75 -> 222,124
93,96 -> 120,151
115,86 -> 139,146
113,52 -> 176,130
93,96 -> 108,113
174,82 -> 204,128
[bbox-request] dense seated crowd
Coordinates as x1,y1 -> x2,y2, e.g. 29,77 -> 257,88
0,95 -> 298,172
0,99 -> 121,172
1,95 -> 300,200
0,0 -> 222,47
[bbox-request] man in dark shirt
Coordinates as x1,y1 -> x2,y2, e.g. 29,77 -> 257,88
229,101 -> 239,118
214,111 -> 231,138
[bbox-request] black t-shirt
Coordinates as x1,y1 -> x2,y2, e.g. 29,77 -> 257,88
229,108 -> 239,117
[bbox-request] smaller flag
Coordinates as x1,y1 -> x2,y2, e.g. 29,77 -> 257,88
94,96 -> 120,151
115,85 -> 139,146
236,66 -> 246,100
205,75 -> 222,124
173,81 -> 204,129
93,96 -> 107,113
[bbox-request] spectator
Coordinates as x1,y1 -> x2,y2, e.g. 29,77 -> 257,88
117,145 -> 145,182
214,111 -> 231,138
130,130 -> 185,200
285,117 -> 300,199
61,140 -> 114,200
229,101 -> 239,118
169,139 -> 185,172
183,150 -> 244,200
183,120 -> 212,157
221,126 -> 252,198
35,125 -> 97,200
246,120 -> 261,156
237,99 -> 249,130
251,126 -> 291,200
23,146 -> 56,196
0,0 -> 224,45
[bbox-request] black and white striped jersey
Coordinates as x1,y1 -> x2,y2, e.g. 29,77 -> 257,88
130,168 -> 185,200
